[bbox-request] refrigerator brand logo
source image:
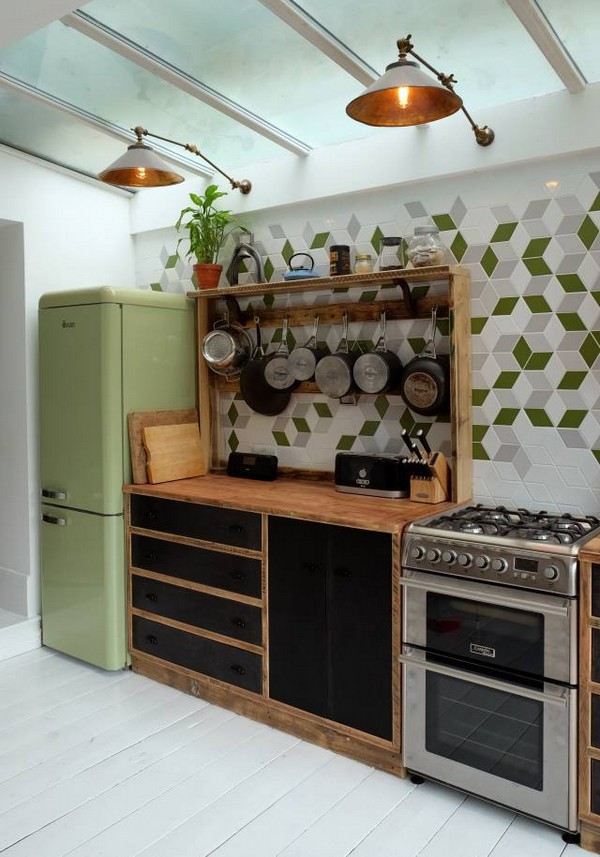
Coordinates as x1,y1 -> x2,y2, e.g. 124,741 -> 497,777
62,320 -> 75,328
470,643 -> 496,658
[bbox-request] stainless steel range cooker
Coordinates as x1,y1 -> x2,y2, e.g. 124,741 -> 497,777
400,504 -> 600,834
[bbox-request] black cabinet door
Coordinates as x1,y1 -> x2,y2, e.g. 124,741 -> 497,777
268,516 -> 327,718
327,525 -> 392,740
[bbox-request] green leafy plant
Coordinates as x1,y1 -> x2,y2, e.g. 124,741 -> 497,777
175,184 -> 238,265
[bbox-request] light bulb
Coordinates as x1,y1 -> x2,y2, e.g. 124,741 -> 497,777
397,86 -> 410,108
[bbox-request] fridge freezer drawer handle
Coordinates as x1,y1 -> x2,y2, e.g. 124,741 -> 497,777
398,649 -> 570,707
42,513 -> 67,526
41,489 -> 68,500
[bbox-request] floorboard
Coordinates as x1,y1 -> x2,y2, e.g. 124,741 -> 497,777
0,649 -> 588,857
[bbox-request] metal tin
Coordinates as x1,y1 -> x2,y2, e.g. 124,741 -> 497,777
329,244 -> 351,276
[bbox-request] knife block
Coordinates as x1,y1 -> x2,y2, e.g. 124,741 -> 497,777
410,452 -> 450,504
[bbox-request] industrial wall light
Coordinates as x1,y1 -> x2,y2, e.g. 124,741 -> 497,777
346,35 -> 494,146
98,125 -> 252,193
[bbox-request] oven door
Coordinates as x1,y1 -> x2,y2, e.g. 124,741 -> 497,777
400,645 -> 577,831
401,568 -> 577,685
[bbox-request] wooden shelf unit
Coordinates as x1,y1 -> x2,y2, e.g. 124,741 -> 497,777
188,264 -> 472,503
579,538 -> 600,853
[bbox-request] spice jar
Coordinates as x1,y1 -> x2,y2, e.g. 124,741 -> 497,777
329,245 -> 351,276
406,225 -> 448,267
377,236 -> 403,271
354,253 -> 373,274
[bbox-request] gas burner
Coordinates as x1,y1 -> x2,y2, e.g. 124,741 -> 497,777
460,522 -> 485,534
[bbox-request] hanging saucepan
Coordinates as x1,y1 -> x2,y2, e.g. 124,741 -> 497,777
314,310 -> 358,399
263,317 -> 299,391
352,309 -> 402,394
239,316 -> 292,416
287,315 -> 326,382
398,306 -> 450,416
201,313 -> 253,378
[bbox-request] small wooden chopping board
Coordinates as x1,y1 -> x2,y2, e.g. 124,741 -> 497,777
142,423 -> 206,483
128,409 -> 198,483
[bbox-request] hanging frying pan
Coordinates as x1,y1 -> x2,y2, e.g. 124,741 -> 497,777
352,309 -> 402,394
314,310 -> 357,399
398,306 -> 450,416
263,316 -> 299,391
240,317 -> 292,416
287,315 -> 326,382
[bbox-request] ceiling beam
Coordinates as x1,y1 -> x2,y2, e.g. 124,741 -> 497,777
0,71 -> 213,178
62,10 -> 311,157
506,0 -> 586,93
257,0 -> 378,86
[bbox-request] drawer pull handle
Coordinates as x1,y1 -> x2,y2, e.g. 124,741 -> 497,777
230,572 -> 246,581
146,511 -> 157,520
42,513 -> 66,526
146,635 -> 158,645
228,524 -> 244,534
335,567 -> 352,578
231,617 -> 247,629
230,664 -> 246,676
144,553 -> 158,561
145,593 -> 158,603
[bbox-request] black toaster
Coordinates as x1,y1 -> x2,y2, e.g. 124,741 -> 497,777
334,453 -> 410,498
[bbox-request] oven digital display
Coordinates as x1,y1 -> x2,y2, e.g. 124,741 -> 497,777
514,557 -> 538,573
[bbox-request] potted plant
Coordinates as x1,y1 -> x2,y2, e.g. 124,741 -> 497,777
175,184 -> 238,289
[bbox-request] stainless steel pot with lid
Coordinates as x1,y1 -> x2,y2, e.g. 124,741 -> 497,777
263,317 -> 299,391
314,311 -> 357,398
287,316 -> 325,382
353,309 -> 402,394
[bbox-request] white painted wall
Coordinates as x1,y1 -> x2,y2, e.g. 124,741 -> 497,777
0,145 -> 135,618
0,0 -> 83,48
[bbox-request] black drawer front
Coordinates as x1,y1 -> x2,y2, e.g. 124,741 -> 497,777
131,535 -> 261,598
130,495 -> 261,550
132,616 -> 262,693
132,575 -> 262,645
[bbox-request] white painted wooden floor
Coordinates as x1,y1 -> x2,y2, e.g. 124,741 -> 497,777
0,648 -> 591,857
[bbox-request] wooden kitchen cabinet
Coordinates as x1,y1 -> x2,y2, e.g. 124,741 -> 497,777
268,515 -> 392,740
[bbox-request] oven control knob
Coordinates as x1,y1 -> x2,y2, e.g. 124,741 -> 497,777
457,553 -> 472,567
426,548 -> 441,563
475,555 -> 489,569
441,550 -> 457,565
410,546 -> 425,561
491,558 -> 508,574
543,565 -> 560,582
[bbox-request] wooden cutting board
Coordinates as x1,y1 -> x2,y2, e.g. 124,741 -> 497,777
128,409 -> 198,483
142,422 -> 206,483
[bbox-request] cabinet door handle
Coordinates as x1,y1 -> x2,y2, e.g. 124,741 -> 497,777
146,635 -> 158,645
230,617 -> 247,629
230,664 -> 246,676
145,592 -> 158,603
41,489 -> 67,500
334,567 -> 352,578
145,511 -> 157,521
143,553 -> 158,561
42,513 -> 66,526
230,571 -> 246,581
228,524 -> 244,534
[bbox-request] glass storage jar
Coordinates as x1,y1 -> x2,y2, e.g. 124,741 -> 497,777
406,225 -> 449,267
354,253 -> 373,274
377,236 -> 404,271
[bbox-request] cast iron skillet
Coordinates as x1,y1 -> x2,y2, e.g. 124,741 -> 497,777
240,317 -> 292,416
398,306 -> 450,416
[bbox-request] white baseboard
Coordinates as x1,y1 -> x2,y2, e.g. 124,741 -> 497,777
0,613 -> 41,662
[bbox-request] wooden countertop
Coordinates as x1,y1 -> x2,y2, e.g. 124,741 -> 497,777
124,473 -> 458,534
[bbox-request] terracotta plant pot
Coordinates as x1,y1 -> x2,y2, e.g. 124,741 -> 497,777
193,263 -> 222,290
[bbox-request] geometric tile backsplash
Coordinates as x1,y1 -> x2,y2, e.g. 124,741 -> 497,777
134,152 -> 600,516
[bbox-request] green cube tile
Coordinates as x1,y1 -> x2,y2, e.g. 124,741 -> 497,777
472,389 -> 490,406
593,450 -> 600,465
281,240 -> 294,264
292,417 -> 311,433
227,403 -> 239,424
400,411 -> 417,433
228,431 -> 239,451
558,410 -> 587,429
580,334 -> 600,367
336,434 -> 356,451
557,312 -> 586,331
407,337 -> 427,355
264,258 -> 275,281
523,257 -> 552,276
374,396 -> 389,419
472,442 -> 490,461
493,371 -> 519,388
593,291 -> 600,306
481,246 -> 499,277
525,408 -> 553,427
492,296 -> 519,316
150,283 -> 162,292
472,424 -> 489,442
359,421 -> 380,437
578,215 -> 599,250
524,295 -> 551,313
558,371 -> 587,390
272,431 -> 290,447
432,213 -> 456,231
450,231 -> 468,262
513,337 -> 532,368
526,352 -> 551,370
310,232 -> 330,250
557,273 -> 587,293
591,192 -> 600,211
359,290 -> 378,303
165,254 -> 177,269
262,293 -> 275,308
494,408 -> 519,425
471,317 -> 488,335
523,237 -> 551,258
491,222 -> 517,242
314,402 -> 333,418
371,226 -> 384,253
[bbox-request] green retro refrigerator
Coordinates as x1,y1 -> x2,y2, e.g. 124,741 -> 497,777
39,287 -> 196,669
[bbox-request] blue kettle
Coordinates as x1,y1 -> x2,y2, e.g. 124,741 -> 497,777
283,253 -> 320,281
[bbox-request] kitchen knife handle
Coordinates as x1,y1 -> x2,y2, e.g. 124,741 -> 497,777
415,429 -> 432,455
400,429 -> 418,457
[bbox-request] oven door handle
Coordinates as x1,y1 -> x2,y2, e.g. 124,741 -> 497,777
399,648 -> 571,706
399,574 -> 570,617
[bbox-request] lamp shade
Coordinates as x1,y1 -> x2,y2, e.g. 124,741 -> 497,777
346,59 -> 463,127
98,141 -> 184,187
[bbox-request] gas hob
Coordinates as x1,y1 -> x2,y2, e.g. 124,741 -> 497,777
403,504 -> 600,597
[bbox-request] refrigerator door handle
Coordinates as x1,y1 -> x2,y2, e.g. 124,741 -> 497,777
41,489 -> 68,500
42,513 -> 67,526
